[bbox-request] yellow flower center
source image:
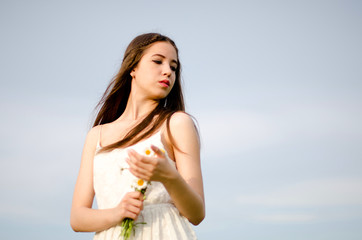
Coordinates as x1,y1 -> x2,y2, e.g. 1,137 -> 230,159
145,149 -> 151,155
137,179 -> 144,186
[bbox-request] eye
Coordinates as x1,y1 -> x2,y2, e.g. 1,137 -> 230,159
152,60 -> 162,64
170,65 -> 177,71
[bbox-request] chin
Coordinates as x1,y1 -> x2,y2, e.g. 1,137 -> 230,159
152,92 -> 170,100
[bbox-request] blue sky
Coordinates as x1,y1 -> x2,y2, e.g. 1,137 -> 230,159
1,0 -> 362,239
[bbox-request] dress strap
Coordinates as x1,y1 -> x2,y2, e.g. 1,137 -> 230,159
97,125 -> 103,149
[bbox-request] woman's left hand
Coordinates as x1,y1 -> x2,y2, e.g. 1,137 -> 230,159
126,145 -> 177,183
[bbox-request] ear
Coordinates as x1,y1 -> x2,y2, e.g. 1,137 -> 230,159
130,68 -> 136,78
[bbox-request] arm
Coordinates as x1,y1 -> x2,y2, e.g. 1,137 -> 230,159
163,112 -> 205,225
127,112 -> 205,225
70,126 -> 144,232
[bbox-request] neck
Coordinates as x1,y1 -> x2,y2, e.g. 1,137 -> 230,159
120,92 -> 159,122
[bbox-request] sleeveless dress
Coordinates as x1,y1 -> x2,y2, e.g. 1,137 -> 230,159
93,130 -> 197,240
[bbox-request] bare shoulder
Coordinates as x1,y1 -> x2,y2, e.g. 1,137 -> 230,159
88,125 -> 101,140
169,112 -> 197,131
162,112 -> 200,160
168,112 -> 200,151
84,125 -> 101,149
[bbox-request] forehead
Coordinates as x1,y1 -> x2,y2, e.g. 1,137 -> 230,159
143,41 -> 177,60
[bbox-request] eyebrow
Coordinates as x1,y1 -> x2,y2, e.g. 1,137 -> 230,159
151,54 -> 178,65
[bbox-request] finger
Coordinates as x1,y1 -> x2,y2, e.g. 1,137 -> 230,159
123,196 -> 144,211
126,158 -> 150,174
126,160 -> 150,180
128,149 -> 154,165
127,199 -> 143,209
124,208 -> 141,220
150,145 -> 165,157
124,211 -> 138,221
126,191 -> 143,199
127,153 -> 154,171
128,168 -> 150,181
129,201 -> 144,217
127,149 -> 143,160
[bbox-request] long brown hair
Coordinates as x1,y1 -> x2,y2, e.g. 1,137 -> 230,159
93,33 -> 185,152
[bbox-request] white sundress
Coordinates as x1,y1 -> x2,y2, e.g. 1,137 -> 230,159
93,130 -> 197,240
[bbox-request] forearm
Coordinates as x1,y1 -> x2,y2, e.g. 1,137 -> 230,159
163,172 -> 205,225
70,206 -> 118,232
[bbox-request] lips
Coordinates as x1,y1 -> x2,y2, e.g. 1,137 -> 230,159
159,80 -> 170,87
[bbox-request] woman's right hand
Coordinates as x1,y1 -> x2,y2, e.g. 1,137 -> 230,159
114,191 -> 144,222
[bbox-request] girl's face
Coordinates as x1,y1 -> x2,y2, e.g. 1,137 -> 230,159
131,41 -> 178,100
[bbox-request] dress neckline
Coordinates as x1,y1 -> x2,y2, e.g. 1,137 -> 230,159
96,130 -> 162,151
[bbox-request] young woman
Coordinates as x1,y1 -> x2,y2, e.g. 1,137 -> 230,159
70,33 -> 205,239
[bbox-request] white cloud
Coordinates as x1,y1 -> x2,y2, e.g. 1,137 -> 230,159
234,178 -> 362,224
197,110 -> 280,155
237,177 -> 362,207
0,99 -> 89,225
252,213 -> 317,223
196,102 -> 362,157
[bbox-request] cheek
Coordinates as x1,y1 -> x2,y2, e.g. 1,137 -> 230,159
170,78 -> 177,89
171,72 -> 176,80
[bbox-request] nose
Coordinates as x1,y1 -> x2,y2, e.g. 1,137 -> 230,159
162,64 -> 172,77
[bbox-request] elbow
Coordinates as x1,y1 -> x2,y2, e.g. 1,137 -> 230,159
189,210 -> 205,226
71,226 -> 80,233
190,215 -> 205,226
70,211 -> 82,232
70,218 -> 80,232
